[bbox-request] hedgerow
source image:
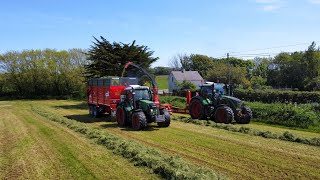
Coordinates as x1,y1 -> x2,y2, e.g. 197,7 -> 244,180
31,105 -> 223,180
159,96 -> 186,108
234,89 -> 320,103
172,115 -> 320,147
247,102 -> 319,129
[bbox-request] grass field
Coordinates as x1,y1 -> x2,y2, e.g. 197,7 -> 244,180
155,75 -> 168,89
7,100 -> 319,179
0,101 -> 158,179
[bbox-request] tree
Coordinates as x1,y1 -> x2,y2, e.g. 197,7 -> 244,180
0,49 -> 87,98
85,36 -> 158,78
303,42 -> 320,90
206,60 -> 251,88
177,80 -> 196,91
189,54 -> 214,77
154,66 -> 171,75
169,53 -> 192,70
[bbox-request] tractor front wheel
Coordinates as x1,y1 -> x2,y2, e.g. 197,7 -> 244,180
132,111 -> 147,131
189,98 -> 205,119
158,109 -> 171,127
214,106 -> 234,124
235,106 -> 252,124
116,107 -> 127,127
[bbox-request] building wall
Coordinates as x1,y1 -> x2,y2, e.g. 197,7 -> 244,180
168,73 -> 179,93
168,73 -> 204,93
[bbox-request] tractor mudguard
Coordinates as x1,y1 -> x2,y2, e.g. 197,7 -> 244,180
191,96 -> 210,106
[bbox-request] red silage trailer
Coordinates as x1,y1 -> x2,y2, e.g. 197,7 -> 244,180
87,77 -> 138,117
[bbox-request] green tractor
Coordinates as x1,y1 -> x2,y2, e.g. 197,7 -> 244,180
116,85 -> 171,130
189,82 -> 252,124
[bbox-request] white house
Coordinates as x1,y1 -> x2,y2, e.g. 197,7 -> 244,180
168,69 -> 204,93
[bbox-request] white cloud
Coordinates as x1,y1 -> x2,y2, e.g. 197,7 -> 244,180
255,0 -> 279,3
309,0 -> 320,4
262,5 -> 280,11
254,0 -> 283,12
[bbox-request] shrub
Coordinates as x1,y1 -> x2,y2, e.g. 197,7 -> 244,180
159,96 -> 186,107
234,89 -> 320,104
248,102 -> 319,128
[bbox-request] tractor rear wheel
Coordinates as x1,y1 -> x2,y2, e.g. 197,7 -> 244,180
116,107 -> 127,127
158,109 -> 170,127
131,111 -> 147,131
235,106 -> 252,124
189,98 -> 205,119
214,106 -> 234,124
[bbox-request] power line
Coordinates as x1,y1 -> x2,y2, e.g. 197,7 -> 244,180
216,41 -> 319,58
229,41 -> 319,55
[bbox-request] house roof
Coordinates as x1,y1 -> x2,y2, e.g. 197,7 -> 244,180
171,70 -> 203,81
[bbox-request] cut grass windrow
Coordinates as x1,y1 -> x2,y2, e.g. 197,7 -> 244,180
31,105 -> 224,180
172,116 -> 320,147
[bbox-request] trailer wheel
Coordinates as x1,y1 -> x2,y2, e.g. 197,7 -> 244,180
116,107 -> 127,127
235,106 -> 252,124
189,98 -> 205,119
89,105 -> 93,116
158,109 -> 170,127
92,106 -> 99,118
132,111 -> 147,131
214,106 -> 234,124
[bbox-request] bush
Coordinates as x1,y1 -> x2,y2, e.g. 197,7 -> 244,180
248,102 -> 319,128
159,96 -> 186,107
234,89 -> 320,103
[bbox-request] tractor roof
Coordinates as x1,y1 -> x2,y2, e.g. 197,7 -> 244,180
124,85 -> 149,91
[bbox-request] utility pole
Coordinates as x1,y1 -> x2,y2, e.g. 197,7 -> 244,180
227,53 -> 231,96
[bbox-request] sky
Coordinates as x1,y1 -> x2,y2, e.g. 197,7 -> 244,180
0,0 -> 320,67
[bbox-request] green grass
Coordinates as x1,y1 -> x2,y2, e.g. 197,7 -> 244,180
31,103 -> 222,180
0,101 -> 159,179
156,75 -> 168,89
30,100 -> 320,179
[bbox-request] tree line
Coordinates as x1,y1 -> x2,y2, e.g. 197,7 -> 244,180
170,42 -> 320,91
1,37 -> 319,99
0,49 -> 87,98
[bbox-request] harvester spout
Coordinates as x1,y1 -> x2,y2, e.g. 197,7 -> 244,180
122,61 -> 160,106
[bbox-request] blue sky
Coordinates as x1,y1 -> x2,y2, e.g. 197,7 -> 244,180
0,0 -> 320,66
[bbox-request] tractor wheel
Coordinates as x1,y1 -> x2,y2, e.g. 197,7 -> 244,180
158,109 -> 171,127
235,106 -> 252,124
214,106 -> 234,124
116,107 -> 127,127
189,98 -> 205,119
131,111 -> 147,131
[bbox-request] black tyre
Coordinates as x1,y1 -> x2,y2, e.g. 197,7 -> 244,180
214,106 -> 234,124
89,105 -> 93,116
235,106 -> 252,124
116,107 -> 127,127
92,106 -> 99,118
131,111 -> 147,131
189,98 -> 205,119
158,109 -> 171,127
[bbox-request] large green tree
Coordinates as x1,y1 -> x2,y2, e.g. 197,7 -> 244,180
85,36 -> 158,78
